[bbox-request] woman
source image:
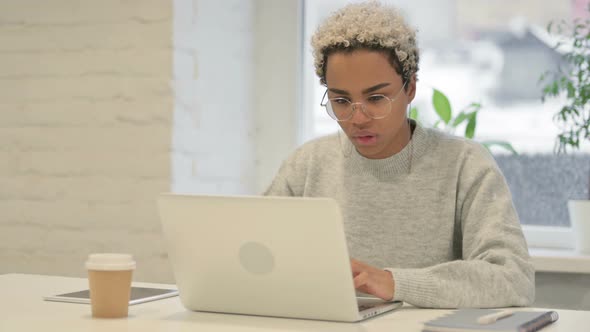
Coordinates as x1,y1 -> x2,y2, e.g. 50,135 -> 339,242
265,1 -> 534,308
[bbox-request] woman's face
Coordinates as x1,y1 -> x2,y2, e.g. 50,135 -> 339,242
325,49 -> 416,159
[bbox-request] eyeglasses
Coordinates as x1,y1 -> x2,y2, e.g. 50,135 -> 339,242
320,82 -> 407,122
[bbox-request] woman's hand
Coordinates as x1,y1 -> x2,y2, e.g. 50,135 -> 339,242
350,258 -> 395,301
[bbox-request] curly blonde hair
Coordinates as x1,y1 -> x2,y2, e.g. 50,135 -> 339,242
311,1 -> 419,86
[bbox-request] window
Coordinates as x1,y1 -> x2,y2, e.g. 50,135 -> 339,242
301,0 -> 590,247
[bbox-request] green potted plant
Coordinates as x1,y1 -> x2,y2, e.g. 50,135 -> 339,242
410,88 -> 518,155
540,5 -> 590,253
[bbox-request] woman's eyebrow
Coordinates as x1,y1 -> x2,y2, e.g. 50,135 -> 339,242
328,87 -> 349,95
328,82 -> 391,96
362,82 -> 390,94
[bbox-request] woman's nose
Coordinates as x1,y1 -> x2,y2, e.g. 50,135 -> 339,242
349,103 -> 371,124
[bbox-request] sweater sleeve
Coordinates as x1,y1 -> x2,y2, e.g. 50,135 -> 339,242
385,144 -> 535,308
263,150 -> 300,197
264,163 -> 295,196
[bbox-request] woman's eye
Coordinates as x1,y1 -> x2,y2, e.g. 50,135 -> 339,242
332,98 -> 350,105
368,95 -> 385,103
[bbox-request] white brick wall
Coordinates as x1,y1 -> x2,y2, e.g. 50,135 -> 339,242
0,0 -> 301,284
0,0 -> 174,282
172,0 -> 257,195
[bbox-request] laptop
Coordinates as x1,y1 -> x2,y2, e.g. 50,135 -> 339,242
157,193 -> 403,322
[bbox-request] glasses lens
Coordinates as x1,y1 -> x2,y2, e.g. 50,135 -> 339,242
324,95 -> 393,121
327,99 -> 352,121
364,95 -> 392,119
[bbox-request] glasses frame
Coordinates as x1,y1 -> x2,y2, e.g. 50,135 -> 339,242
320,82 -> 407,122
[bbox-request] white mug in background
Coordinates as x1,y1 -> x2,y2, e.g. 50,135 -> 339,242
568,200 -> 590,255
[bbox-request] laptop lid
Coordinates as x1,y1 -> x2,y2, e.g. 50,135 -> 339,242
158,193 -> 382,322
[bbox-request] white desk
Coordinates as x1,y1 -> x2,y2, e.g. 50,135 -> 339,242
2,273 -> 589,331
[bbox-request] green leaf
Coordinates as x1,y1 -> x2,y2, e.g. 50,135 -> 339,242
465,112 -> 477,139
451,111 -> 469,127
481,141 -> 519,155
409,106 -> 419,120
432,89 -> 452,124
551,81 -> 559,95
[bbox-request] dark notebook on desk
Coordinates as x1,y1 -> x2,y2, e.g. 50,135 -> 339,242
423,309 -> 559,332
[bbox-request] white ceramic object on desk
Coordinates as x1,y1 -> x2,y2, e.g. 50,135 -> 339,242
568,200 -> 590,255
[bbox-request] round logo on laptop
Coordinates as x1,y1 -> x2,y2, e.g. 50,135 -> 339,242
238,242 -> 275,275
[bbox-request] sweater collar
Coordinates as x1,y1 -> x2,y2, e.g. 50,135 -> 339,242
343,120 -> 430,178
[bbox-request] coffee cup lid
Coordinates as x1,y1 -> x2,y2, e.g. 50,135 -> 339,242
85,253 -> 136,271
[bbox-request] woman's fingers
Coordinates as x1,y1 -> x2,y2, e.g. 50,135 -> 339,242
350,258 -> 395,300
353,271 -> 369,288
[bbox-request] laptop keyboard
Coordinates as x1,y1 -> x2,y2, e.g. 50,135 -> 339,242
358,303 -> 377,312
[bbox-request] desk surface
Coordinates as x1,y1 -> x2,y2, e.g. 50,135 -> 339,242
2,273 -> 589,331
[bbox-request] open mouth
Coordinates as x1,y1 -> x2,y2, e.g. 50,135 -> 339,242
354,135 -> 377,146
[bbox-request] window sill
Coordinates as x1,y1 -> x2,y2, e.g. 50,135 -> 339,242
529,248 -> 590,274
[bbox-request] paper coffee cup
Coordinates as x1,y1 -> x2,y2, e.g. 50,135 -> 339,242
86,253 -> 136,318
